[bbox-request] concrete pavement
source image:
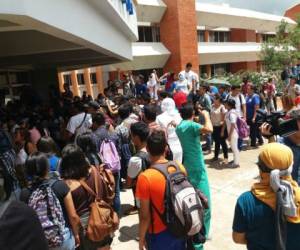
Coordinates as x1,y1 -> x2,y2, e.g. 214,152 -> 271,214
112,146 -> 261,250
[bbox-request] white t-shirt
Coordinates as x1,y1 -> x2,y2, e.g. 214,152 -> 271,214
127,156 -> 143,179
225,109 -> 238,134
227,94 -> 246,117
179,70 -> 199,89
175,80 -> 189,94
66,112 -> 92,136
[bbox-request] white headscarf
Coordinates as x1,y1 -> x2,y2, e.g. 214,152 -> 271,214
161,98 -> 177,116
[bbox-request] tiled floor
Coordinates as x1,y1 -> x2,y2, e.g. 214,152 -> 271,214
113,146 -> 262,250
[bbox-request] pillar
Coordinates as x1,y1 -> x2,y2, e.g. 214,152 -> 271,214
71,71 -> 80,97
58,73 -> 64,93
204,30 -> 210,42
256,33 -> 262,43
206,65 -> 212,78
83,68 -> 93,98
96,66 -> 104,94
160,0 -> 199,74
257,61 -> 263,72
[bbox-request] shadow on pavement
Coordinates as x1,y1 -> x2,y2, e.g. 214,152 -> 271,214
118,224 -> 139,242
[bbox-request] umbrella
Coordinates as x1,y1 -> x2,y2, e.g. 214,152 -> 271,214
205,78 -> 231,86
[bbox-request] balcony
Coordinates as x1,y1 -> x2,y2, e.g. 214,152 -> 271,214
107,42 -> 171,70
196,3 -> 296,33
198,42 -> 262,65
136,0 -> 167,23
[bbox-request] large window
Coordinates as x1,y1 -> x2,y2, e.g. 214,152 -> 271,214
138,26 -> 160,42
77,73 -> 85,85
262,34 -> 276,42
212,63 -> 230,76
63,74 -> 72,85
90,73 -> 97,84
197,30 -> 205,42
209,31 -> 230,42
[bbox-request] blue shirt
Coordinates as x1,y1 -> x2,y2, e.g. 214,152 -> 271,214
48,155 -> 60,172
135,83 -> 147,96
233,191 -> 300,250
246,94 -> 260,120
210,86 -> 218,95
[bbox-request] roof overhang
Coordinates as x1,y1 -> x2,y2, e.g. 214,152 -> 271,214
198,42 -> 261,65
136,0 -> 167,23
196,3 -> 296,33
106,42 -> 170,71
0,0 -> 138,70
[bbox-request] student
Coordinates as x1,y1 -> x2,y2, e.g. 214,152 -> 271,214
176,103 -> 213,250
20,152 -> 80,250
224,99 -> 240,168
0,163 -> 49,250
143,105 -> 160,131
232,143 -> 300,250
136,130 -> 187,250
60,145 -> 114,250
126,122 -> 150,215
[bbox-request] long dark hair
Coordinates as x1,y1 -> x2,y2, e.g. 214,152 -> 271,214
25,152 -> 49,186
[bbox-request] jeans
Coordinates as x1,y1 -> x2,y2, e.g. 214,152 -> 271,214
212,126 -> 228,159
113,171 -> 121,215
247,119 -> 263,147
238,138 -> 243,151
230,131 -> 239,165
205,133 -> 212,151
146,229 -> 186,250
50,227 -> 75,250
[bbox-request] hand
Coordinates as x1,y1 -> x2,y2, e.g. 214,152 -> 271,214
227,136 -> 231,141
139,237 -> 147,250
220,131 -> 224,138
252,118 -> 256,123
75,234 -> 80,248
260,122 -> 272,136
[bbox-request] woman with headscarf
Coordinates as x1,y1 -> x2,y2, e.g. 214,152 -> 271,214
232,143 -> 300,250
156,98 -> 183,163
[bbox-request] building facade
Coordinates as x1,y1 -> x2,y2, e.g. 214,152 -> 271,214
59,0 -> 296,98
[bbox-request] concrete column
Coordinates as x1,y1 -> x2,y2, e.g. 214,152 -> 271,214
256,33 -> 262,43
83,68 -> 93,98
206,65 -> 212,78
96,66 -> 104,94
204,30 -> 210,42
160,0 -> 199,74
71,70 -> 80,97
58,73 -> 64,93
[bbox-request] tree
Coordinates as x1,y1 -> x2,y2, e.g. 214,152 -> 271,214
260,18 -> 300,71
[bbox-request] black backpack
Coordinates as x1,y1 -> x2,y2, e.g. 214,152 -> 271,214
151,162 -> 208,241
134,151 -> 151,171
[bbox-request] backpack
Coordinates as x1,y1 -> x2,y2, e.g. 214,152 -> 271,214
151,162 -> 208,240
135,151 -> 151,172
97,164 -> 116,204
231,111 -> 249,139
28,179 -> 65,248
79,167 -> 119,242
118,132 -> 132,175
99,139 -> 121,173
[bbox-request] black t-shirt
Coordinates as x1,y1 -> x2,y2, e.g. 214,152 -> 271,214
0,200 -> 49,250
20,179 -> 70,226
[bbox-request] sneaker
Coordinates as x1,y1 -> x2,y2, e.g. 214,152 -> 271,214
221,159 -> 228,165
228,163 -> 240,168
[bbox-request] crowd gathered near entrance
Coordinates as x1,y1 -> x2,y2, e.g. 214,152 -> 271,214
2,62 -> 300,250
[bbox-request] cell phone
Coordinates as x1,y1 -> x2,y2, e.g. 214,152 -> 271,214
278,119 -> 299,137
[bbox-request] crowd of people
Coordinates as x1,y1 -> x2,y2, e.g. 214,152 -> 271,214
1,62 -> 300,250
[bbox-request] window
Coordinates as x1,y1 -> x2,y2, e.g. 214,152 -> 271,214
212,63 -> 230,76
197,30 -> 205,42
138,26 -> 160,42
209,31 -> 230,42
262,34 -> 275,42
200,65 -> 207,75
77,73 -> 85,85
63,74 -> 72,85
90,73 -> 97,84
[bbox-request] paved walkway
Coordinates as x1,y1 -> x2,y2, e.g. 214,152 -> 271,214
112,146 -> 261,250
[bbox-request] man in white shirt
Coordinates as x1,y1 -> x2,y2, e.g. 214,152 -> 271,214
65,102 -> 92,141
180,62 -> 199,92
227,85 -> 246,118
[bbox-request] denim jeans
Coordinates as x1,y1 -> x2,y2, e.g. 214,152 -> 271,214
113,171 -> 121,215
50,227 -> 75,250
